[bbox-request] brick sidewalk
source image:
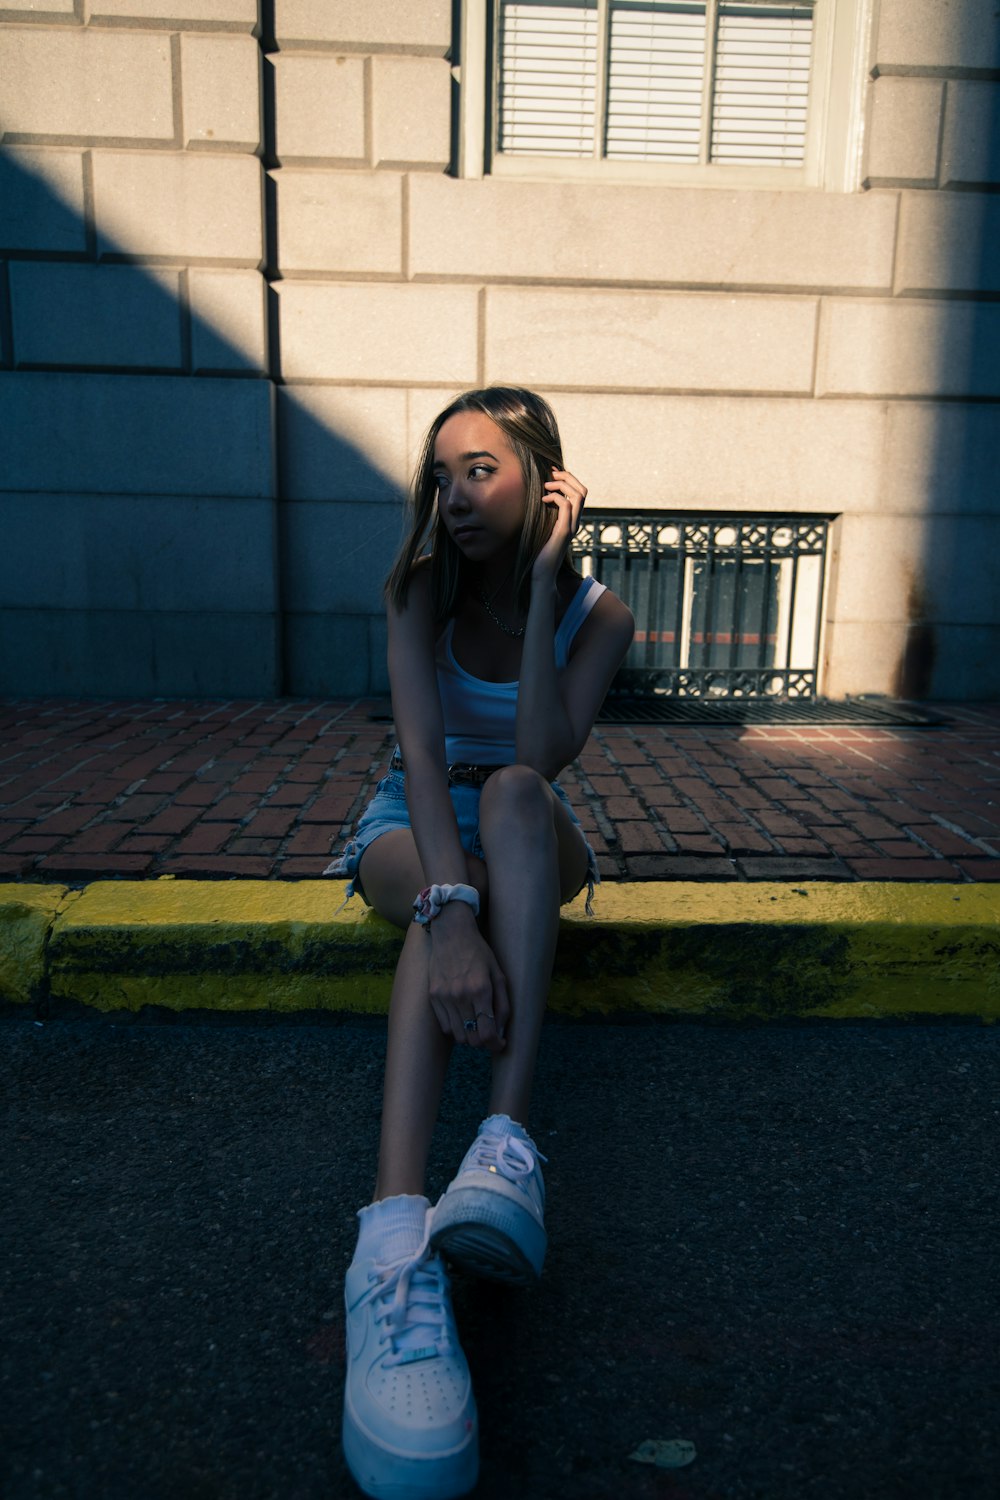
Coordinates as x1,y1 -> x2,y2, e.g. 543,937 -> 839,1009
1,697 -> 998,884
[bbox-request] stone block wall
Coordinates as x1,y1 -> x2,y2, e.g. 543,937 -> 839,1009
2,0 -> 999,699
0,1 -> 279,696
266,0 -> 451,694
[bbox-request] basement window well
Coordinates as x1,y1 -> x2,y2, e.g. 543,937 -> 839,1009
572,511 -> 832,700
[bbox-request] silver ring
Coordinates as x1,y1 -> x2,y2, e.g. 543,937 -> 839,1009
475,1012 -> 494,1023
464,1018 -> 478,1033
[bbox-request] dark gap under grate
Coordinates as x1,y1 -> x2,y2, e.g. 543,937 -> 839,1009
597,697 -> 946,727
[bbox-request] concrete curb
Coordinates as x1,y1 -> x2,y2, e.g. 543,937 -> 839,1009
2,880 -> 998,1021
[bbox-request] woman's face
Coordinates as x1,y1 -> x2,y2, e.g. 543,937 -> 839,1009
432,410 -> 529,563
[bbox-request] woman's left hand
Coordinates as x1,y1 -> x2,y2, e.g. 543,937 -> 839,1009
532,467 -> 587,582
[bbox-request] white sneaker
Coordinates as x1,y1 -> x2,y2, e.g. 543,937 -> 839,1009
430,1115 -> 548,1285
343,1209 -> 478,1500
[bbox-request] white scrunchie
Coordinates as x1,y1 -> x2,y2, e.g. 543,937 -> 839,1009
412,883 -> 481,926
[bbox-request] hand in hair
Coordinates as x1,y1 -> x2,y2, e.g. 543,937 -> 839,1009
532,466 -> 588,584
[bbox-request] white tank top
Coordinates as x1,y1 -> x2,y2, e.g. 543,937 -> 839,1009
433,576 -> 607,762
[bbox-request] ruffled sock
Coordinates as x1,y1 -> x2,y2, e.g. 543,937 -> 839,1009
480,1112 -> 530,1143
354,1192 -> 431,1265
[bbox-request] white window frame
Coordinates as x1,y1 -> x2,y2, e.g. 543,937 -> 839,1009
456,0 -> 872,190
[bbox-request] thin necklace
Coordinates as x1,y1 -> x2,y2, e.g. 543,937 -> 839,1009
477,583 -> 526,638
481,566 -> 513,604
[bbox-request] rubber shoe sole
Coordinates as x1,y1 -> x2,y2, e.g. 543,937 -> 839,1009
342,1398 -> 478,1500
430,1186 -> 546,1285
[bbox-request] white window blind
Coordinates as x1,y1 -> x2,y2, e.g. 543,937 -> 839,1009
711,4 -> 813,165
498,3 -> 599,156
496,0 -> 816,167
605,3 -> 707,162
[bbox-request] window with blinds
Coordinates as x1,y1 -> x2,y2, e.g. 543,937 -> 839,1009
496,0 -> 816,168
498,4 -> 600,154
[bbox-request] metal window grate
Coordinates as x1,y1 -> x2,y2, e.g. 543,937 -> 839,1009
572,511 -> 831,698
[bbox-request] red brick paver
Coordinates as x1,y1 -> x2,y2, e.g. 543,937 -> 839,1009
1,697 -> 998,883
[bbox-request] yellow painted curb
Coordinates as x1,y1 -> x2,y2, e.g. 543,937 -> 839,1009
0,884 -> 74,1006
46,879 -> 401,1016
0,878 -> 993,1020
553,882 -> 1000,1019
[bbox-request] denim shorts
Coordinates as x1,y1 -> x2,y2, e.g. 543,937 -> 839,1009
324,765 -> 599,912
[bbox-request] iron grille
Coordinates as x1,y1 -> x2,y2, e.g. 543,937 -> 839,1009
572,512 -> 832,699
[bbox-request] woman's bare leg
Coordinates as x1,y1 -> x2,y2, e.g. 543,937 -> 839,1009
358,830 -> 489,1200
477,767 -> 588,1127
374,922 -> 452,1199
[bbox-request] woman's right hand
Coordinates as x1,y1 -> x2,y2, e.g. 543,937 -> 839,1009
532,465 -> 588,584
426,907 -> 509,1053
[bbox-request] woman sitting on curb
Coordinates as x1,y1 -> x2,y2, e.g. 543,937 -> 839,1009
327,385 -> 634,1499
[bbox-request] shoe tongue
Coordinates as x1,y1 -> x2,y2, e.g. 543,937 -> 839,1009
388,1261 -> 444,1357
374,1245 -> 447,1361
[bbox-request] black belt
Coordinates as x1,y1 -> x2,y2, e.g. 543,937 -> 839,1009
388,749 -> 506,789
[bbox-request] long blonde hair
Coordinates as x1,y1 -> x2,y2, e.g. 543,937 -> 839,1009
385,386 -> 580,619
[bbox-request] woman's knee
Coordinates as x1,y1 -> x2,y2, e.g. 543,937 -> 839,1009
479,766 -> 559,854
480,764 -> 552,823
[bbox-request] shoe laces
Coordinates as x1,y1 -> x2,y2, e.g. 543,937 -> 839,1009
365,1220 -> 455,1368
467,1125 -> 547,1184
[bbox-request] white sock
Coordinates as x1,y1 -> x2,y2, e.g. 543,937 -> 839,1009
354,1192 -> 430,1265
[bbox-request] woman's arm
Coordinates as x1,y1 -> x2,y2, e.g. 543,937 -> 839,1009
515,471 -> 635,778
388,563 -> 469,889
388,564 -> 510,1049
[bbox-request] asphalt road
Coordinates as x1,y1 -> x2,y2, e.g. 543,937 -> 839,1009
2,1008 -> 998,1500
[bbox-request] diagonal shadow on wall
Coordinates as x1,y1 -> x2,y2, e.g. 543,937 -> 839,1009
1,147 -> 408,700
875,21 -> 1000,702
888,36 -> 1000,701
